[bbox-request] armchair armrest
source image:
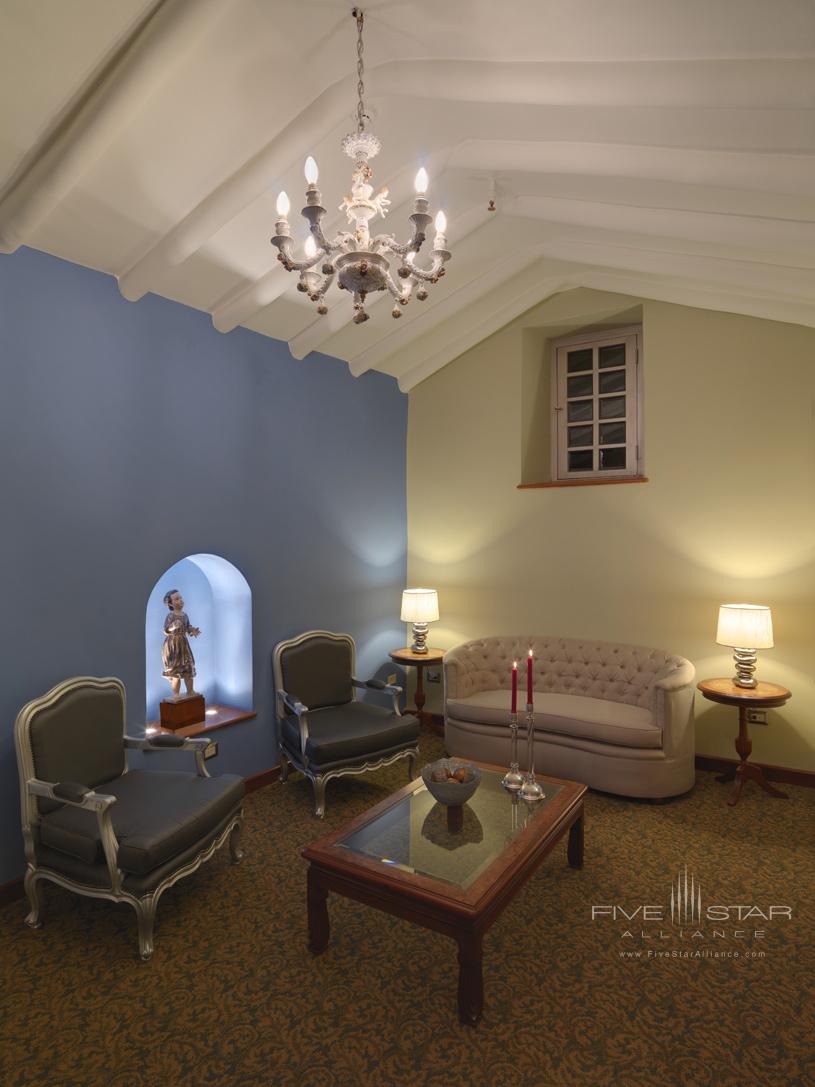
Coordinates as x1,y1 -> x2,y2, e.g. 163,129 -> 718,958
28,777 -> 116,812
276,689 -> 310,763
27,777 -> 123,892
353,677 -> 403,696
276,690 -> 308,716
125,734 -> 211,777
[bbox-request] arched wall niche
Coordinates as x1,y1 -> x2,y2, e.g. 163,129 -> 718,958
145,553 -> 252,721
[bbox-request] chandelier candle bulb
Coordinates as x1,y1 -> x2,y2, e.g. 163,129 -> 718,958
304,156 -> 319,184
304,235 -> 317,259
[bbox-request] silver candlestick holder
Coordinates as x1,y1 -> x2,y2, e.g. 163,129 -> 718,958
520,702 -> 544,801
501,712 -> 524,791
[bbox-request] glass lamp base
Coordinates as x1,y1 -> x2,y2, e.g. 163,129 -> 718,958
501,765 -> 524,792
520,778 -> 545,801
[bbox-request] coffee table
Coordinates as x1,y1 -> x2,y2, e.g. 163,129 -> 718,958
302,763 -> 586,1025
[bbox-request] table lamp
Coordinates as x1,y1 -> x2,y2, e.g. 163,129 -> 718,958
716,603 -> 774,688
400,588 -> 439,654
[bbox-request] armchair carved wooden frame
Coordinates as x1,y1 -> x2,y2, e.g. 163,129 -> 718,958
14,676 -> 245,960
273,630 -> 420,817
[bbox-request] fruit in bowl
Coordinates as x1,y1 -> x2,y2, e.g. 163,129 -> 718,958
421,759 -> 481,806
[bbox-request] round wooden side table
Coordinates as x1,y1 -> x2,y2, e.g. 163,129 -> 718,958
389,647 -> 445,730
697,678 -> 791,807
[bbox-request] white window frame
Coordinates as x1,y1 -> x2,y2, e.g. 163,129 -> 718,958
551,325 -> 643,482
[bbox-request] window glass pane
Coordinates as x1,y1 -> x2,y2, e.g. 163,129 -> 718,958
568,450 -> 593,472
568,424 -> 593,448
599,369 -> 626,394
599,395 -> 625,419
599,422 -> 626,445
600,448 -> 626,470
598,343 -> 626,368
567,374 -> 593,399
567,400 -> 593,423
567,348 -> 593,373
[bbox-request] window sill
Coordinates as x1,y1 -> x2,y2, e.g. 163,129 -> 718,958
517,476 -> 649,489
146,705 -> 257,739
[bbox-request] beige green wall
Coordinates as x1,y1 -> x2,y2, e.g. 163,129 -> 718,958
406,287 -> 815,771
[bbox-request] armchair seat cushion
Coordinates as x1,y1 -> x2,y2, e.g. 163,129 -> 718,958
39,770 -> 245,875
281,702 -> 420,768
447,689 -> 661,749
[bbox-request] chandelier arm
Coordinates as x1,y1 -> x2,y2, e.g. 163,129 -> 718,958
371,233 -> 425,257
314,271 -> 335,300
384,267 -> 411,302
402,254 -> 444,282
272,238 -> 327,273
310,222 -> 355,253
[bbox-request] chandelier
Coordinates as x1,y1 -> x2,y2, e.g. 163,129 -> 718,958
271,7 -> 451,325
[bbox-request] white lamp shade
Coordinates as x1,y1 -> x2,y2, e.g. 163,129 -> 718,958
716,604 -> 774,649
401,588 -> 439,624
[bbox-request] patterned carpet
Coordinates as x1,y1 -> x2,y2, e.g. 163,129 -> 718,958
2,734 -> 814,1087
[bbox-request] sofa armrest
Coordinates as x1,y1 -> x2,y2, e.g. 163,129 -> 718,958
654,660 -> 696,757
654,659 -> 696,693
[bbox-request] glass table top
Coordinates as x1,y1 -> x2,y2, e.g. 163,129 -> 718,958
336,770 -> 564,890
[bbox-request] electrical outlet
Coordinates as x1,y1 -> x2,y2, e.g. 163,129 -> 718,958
426,669 -> 441,683
746,709 -> 767,725
387,673 -> 398,686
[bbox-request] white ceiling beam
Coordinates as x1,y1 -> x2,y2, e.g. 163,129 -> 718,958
0,0 -> 230,254
509,194 -> 815,254
449,140 -> 815,197
377,58 -> 815,110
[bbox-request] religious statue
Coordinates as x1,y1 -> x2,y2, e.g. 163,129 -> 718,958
162,589 -> 201,700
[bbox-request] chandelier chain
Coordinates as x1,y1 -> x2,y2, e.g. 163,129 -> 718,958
353,7 -> 367,133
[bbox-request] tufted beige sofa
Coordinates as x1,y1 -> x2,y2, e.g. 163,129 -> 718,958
444,636 -> 696,798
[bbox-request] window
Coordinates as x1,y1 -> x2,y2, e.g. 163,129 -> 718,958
552,325 -> 643,481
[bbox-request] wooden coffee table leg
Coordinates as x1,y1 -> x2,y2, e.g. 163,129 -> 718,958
456,930 -> 484,1026
307,867 -> 330,954
567,809 -> 584,869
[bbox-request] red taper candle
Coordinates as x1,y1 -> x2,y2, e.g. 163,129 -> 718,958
511,660 -> 518,714
527,648 -> 534,707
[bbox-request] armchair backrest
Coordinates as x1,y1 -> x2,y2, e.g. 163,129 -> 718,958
15,677 -> 127,820
274,631 -> 355,716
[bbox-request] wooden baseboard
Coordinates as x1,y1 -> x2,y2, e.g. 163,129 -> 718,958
696,754 -> 815,789
0,762 -> 288,907
244,764 -> 285,794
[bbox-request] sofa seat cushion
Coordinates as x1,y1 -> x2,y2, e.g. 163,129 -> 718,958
447,689 -> 661,749
282,702 -> 419,767
39,770 -> 245,874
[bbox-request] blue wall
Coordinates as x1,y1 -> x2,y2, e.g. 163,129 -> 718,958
0,247 -> 408,884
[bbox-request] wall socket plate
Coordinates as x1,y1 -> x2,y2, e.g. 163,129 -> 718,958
746,709 -> 767,725
387,673 -> 398,687
426,669 -> 441,683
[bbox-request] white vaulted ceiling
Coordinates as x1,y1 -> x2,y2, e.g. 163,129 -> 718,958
2,0 -> 815,389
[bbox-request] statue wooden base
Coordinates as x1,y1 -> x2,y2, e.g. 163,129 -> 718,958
160,694 -> 205,730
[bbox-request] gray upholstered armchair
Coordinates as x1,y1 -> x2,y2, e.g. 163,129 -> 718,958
14,676 -> 245,960
273,630 -> 420,817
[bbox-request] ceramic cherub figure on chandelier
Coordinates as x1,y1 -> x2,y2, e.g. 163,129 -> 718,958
162,589 -> 201,700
